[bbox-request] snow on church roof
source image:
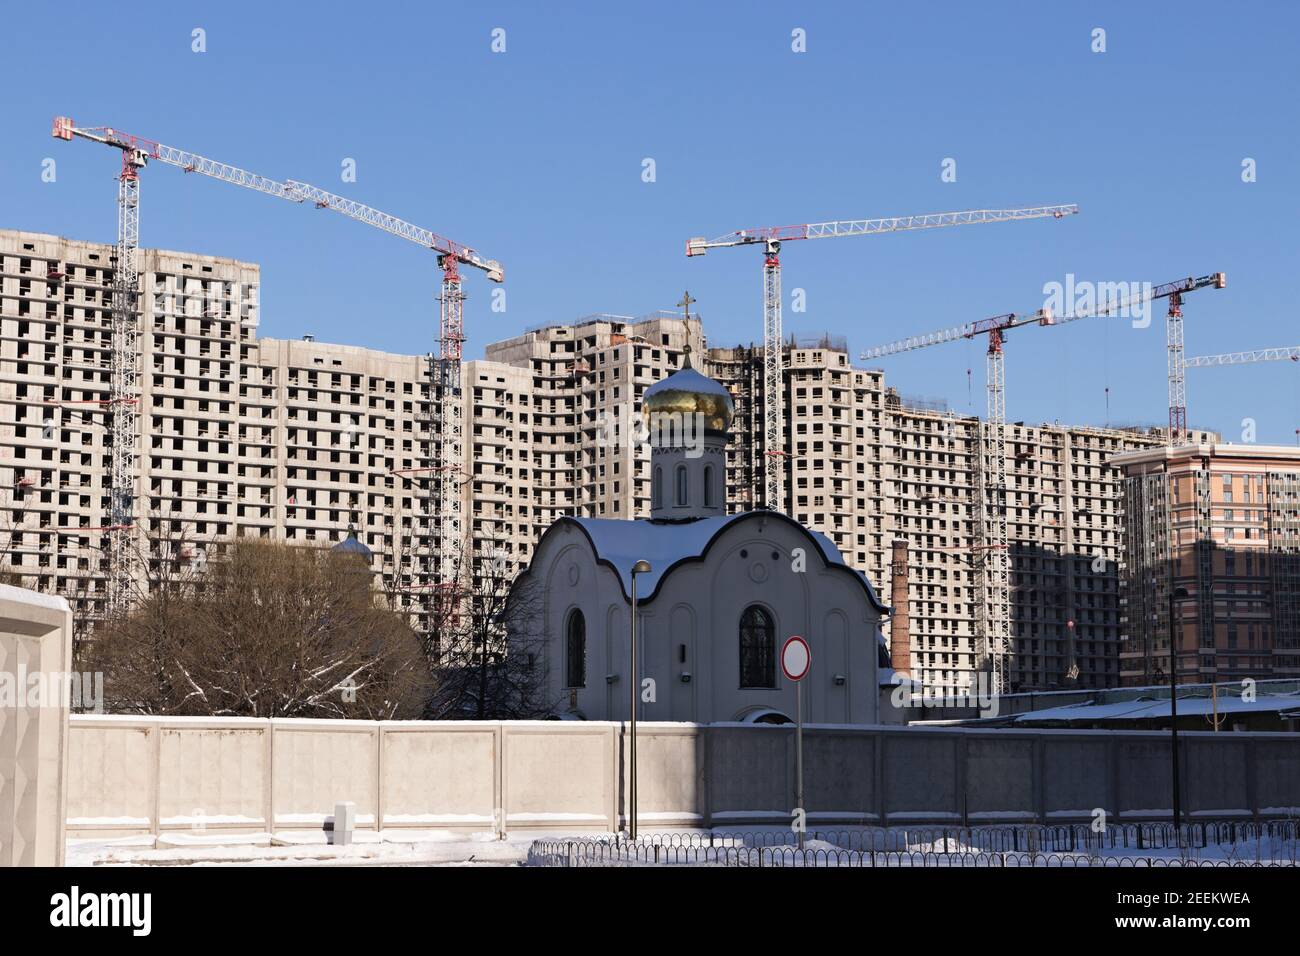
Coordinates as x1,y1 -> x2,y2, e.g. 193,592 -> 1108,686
560,511 -> 888,610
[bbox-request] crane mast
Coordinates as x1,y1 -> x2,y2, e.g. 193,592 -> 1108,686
52,117 -> 501,637
981,327 -> 1011,693
106,148 -> 142,614
283,179 -> 502,642
861,271 -> 1225,694
52,117 -> 309,613
1167,292 -> 1188,444
687,205 -> 1077,511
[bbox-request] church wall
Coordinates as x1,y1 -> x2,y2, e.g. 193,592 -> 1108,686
518,515 -> 883,724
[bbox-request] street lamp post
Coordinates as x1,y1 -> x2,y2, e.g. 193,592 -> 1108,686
1169,585 -> 1189,835
628,559 -> 651,841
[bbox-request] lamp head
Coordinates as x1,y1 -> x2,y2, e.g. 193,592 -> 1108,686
632,560 -> 652,575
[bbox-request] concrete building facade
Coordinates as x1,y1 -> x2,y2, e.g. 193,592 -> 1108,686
2,229 -> 1220,694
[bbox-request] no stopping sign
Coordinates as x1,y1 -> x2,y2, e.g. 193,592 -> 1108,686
781,635 -> 811,682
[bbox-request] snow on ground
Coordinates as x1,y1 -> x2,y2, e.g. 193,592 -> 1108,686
65,824 -> 1300,867
67,830 -> 540,867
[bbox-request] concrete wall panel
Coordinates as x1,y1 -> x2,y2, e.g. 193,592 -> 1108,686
1183,738 -> 1250,817
1255,739 -> 1300,814
272,722 -> 377,827
883,733 -> 958,821
381,724 -> 497,828
503,724 -> 612,828
157,723 -> 267,830
1042,738 -> 1110,819
66,720 -> 154,831
707,726 -> 789,823
965,737 -> 1035,820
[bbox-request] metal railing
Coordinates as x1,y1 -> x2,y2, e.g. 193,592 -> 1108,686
527,821 -> 1300,867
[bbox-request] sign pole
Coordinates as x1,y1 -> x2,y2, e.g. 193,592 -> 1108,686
795,679 -> 803,850
781,634 -> 811,852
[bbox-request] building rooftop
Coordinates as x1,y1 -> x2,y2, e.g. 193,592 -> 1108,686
1111,441 -> 1300,467
560,511 -> 887,611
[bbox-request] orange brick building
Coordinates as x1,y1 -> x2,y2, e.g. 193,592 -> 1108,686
1113,443 -> 1300,686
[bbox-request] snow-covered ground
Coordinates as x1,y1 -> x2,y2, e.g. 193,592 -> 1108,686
66,824 -> 1300,867
68,830 -> 539,867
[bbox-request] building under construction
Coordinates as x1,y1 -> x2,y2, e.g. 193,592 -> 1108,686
1,228 -> 1220,693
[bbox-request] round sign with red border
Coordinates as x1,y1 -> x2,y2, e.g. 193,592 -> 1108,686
781,635 -> 811,682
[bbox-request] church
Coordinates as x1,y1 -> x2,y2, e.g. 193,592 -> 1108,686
505,347 -> 895,724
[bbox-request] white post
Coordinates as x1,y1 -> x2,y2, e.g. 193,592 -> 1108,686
331,801 -> 356,846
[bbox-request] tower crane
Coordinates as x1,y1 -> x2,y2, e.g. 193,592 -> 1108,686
51,117 -> 502,634
861,271 -> 1226,693
281,180 -> 503,636
686,204 -> 1078,511
1184,346 -> 1300,369
51,117 -> 305,615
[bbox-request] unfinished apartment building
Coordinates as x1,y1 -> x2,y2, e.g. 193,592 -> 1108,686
0,229 -> 446,626
1,229 -> 261,618
477,313 -> 704,526
3,228 -> 1222,692
1115,442 -> 1300,686
0,234 -> 704,626
708,337 -> 1208,694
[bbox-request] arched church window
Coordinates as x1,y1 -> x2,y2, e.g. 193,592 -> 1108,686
566,608 -> 586,688
675,465 -> 688,506
703,465 -> 713,507
739,605 -> 776,688
653,467 -> 663,508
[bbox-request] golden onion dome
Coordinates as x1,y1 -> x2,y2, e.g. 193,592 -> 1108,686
641,345 -> 735,436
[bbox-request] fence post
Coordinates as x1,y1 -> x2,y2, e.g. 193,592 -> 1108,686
151,720 -> 162,842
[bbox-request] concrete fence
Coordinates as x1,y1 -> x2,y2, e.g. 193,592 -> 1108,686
0,586 -> 72,866
64,715 -> 1300,839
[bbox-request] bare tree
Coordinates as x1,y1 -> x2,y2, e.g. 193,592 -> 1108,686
422,542 -> 554,720
84,537 -> 429,718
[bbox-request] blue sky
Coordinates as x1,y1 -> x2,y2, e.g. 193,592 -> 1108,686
3,1 -> 1297,441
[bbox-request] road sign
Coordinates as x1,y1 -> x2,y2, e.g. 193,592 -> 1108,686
781,635 -> 810,682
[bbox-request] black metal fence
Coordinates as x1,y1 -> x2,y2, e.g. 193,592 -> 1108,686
526,821 -> 1300,868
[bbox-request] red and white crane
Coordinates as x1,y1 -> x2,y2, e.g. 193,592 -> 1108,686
861,271 -> 1226,693
283,179 -> 503,627
51,117 -> 502,627
51,117 -> 305,614
686,205 -> 1078,511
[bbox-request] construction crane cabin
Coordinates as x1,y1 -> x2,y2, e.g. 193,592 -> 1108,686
686,204 -> 1079,514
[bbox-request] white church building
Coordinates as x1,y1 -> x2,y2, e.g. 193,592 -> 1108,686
506,348 -> 894,724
